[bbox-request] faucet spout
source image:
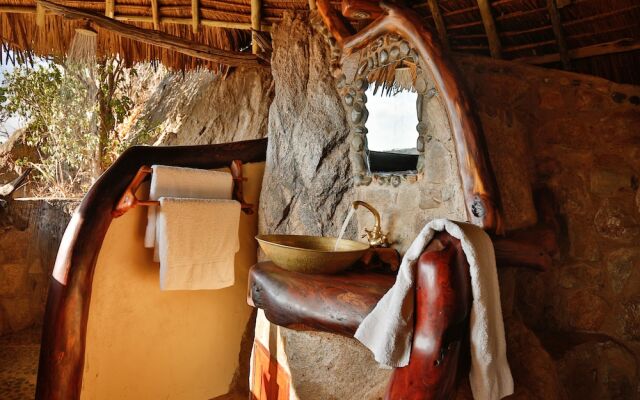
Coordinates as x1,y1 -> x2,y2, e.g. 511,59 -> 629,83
352,201 -> 389,248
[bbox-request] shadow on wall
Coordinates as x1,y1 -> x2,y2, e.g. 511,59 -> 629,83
0,199 -> 76,336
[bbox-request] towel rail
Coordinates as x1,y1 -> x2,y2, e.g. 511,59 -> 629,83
112,160 -> 254,217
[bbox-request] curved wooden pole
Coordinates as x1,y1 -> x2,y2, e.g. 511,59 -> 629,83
317,0 -> 503,233
386,232 -> 471,399
36,138 -> 268,400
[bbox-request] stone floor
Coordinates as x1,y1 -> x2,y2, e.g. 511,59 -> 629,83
0,327 -> 41,400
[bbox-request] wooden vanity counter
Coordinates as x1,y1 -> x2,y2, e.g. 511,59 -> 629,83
248,262 -> 395,336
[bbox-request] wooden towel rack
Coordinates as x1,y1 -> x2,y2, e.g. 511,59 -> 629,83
112,159 -> 254,217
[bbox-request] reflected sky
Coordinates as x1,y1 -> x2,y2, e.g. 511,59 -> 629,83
365,86 -> 418,152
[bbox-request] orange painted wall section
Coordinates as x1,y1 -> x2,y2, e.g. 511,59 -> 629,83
251,341 -> 290,400
80,162 -> 265,400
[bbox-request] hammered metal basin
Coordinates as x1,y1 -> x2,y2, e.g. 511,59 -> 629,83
255,234 -> 370,274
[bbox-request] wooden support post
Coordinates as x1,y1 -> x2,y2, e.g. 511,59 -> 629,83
38,0 -> 265,67
36,2 -> 45,28
308,0 -> 316,11
476,0 -> 502,58
427,0 -> 449,51
251,0 -> 261,54
105,0 -> 114,19
151,0 -> 159,30
191,0 -> 199,33
547,0 -> 571,70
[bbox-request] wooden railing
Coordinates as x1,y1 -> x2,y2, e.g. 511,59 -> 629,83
35,138 -> 268,400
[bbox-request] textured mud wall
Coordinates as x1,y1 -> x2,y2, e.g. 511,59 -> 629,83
0,200 -> 76,335
457,55 -> 640,400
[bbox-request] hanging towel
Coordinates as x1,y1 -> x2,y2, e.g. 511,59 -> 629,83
156,197 -> 241,290
354,219 -> 513,400
144,165 -> 233,249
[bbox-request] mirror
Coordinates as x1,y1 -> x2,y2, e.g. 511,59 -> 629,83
364,85 -> 419,173
331,33 -> 433,187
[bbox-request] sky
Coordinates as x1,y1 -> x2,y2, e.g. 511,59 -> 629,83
365,86 -> 418,152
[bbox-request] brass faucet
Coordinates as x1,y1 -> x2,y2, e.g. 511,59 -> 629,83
352,201 -> 389,248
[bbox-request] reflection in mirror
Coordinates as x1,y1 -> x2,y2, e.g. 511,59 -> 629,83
365,85 -> 419,173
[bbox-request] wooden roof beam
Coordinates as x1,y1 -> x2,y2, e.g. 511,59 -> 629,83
37,0 -> 266,67
516,38 -> 640,64
251,0 -> 261,54
151,0 -> 159,30
427,0 -> 449,51
105,0 -> 114,19
36,2 -> 45,28
476,0 -> 502,58
191,0 -> 199,33
547,0 -> 570,70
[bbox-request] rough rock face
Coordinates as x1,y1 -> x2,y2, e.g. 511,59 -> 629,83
129,66 -> 273,145
0,199 -> 76,335
258,13 -> 355,238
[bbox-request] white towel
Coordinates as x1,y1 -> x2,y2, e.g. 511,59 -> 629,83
156,197 -> 241,290
144,165 -> 233,249
354,219 -> 513,400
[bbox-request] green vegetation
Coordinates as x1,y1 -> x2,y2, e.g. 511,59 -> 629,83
0,57 -> 149,197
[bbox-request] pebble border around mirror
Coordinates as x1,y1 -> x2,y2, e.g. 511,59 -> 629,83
315,22 -> 436,187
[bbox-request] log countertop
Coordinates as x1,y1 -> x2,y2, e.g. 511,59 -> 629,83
248,262 -> 395,336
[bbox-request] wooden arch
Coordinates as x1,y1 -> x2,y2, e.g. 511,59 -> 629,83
317,0 -> 503,232
35,139 -> 268,400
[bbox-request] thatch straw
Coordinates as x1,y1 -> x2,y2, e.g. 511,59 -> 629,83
0,0 -> 637,83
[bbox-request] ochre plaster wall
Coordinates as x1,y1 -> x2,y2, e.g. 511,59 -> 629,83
81,162 -> 264,400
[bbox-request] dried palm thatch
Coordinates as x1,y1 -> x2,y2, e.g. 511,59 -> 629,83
0,0 -> 637,83
367,60 -> 418,96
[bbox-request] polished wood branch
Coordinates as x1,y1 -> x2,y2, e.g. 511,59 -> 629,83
386,232 -> 471,399
38,0 -> 267,67
36,138 -> 268,400
249,231 -> 472,400
317,0 -> 503,233
249,262 -> 395,335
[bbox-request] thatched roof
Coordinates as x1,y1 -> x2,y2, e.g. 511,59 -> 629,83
0,0 -> 638,83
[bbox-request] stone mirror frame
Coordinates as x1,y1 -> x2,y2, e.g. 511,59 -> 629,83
315,0 -> 503,232
340,34 -> 432,187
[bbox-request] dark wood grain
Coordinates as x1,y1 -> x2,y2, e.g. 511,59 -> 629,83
249,262 -> 395,336
250,232 -> 472,400
317,0 -> 504,233
36,138 -> 268,400
385,232 -> 471,400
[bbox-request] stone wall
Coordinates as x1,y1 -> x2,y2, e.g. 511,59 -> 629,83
0,199 -> 76,336
129,66 -> 273,146
258,13 -> 356,239
457,55 -> 640,399
257,11 -> 640,400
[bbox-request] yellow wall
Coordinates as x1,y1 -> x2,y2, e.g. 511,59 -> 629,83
81,162 -> 265,400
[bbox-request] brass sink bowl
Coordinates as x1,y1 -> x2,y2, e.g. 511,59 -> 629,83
255,234 -> 370,274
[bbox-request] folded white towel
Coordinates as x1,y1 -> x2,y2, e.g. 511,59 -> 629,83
354,219 -> 513,400
156,197 -> 240,290
144,165 -> 233,249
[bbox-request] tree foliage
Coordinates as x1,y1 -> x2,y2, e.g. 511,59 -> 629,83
0,57 -> 142,197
